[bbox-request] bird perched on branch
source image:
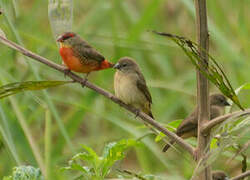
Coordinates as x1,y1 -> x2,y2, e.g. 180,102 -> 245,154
113,57 -> 153,119
163,93 -> 230,152
212,170 -> 229,180
57,32 -> 113,85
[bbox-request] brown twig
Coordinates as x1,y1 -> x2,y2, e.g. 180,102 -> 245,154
0,35 -> 196,157
194,0 -> 211,179
230,170 -> 250,180
202,109 -> 250,134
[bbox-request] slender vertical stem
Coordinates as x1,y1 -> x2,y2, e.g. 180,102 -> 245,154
45,109 -> 51,180
194,0 -> 211,180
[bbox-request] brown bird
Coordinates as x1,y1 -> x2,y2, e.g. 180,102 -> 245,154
113,57 -> 153,119
163,93 -> 230,152
57,32 -> 113,82
212,170 -> 229,180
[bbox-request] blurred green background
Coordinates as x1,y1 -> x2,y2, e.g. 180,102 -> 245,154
0,0 -> 249,179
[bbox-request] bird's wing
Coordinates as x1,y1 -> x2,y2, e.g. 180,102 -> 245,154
136,71 -> 152,104
176,109 -> 197,136
210,106 -> 223,119
73,40 -> 105,64
177,105 -> 223,136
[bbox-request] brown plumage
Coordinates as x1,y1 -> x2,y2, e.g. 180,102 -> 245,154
57,32 -> 113,73
113,57 -> 153,119
163,93 -> 230,152
212,170 -> 229,180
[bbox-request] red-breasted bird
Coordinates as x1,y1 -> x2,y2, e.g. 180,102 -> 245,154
163,93 -> 230,152
113,57 -> 154,119
57,32 -> 113,83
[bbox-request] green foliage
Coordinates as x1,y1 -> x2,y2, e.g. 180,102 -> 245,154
153,31 -> 244,110
0,0 -> 250,179
62,139 -> 141,179
195,112 -> 250,174
3,166 -> 44,180
155,119 -> 182,142
0,81 -> 72,99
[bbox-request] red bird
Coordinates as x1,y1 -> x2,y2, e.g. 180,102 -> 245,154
57,32 -> 113,83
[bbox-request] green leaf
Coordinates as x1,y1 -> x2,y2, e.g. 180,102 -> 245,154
241,83 -> 250,90
68,164 -> 88,174
167,119 -> 182,130
210,138 -> 218,149
101,139 -> 140,177
153,31 -> 244,110
80,145 -> 99,163
63,139 -> 139,178
155,132 -> 165,142
4,166 -> 44,180
155,120 -> 182,142
0,81 -> 72,99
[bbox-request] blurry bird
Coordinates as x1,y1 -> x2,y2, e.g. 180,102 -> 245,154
57,32 -> 113,84
163,93 -> 230,152
212,170 -> 229,180
113,57 -> 153,119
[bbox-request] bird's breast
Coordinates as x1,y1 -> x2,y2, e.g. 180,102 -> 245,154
59,46 -> 97,73
114,72 -> 146,105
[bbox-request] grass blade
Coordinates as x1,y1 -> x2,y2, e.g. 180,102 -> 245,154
0,81 -> 72,99
1,0 -> 75,153
153,31 -> 244,110
45,109 -> 51,180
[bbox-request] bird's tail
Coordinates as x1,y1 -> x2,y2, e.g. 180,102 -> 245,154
162,139 -> 176,152
100,60 -> 114,70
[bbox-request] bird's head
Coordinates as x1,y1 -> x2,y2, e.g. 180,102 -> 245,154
210,93 -> 230,107
57,32 -> 78,47
212,170 -> 229,180
113,57 -> 140,73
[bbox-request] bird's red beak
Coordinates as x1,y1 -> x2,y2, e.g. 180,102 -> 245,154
56,35 -> 64,42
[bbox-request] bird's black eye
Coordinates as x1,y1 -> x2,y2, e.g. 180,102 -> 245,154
122,63 -> 127,67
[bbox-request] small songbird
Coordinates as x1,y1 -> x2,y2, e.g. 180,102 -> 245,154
57,32 -> 113,79
212,170 -> 229,180
163,93 -> 230,152
113,57 -> 153,119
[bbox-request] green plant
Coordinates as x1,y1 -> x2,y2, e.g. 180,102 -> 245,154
3,166 -> 44,180
62,139 -> 141,180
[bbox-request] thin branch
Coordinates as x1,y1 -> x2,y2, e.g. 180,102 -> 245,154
230,170 -> 250,180
203,109 -> 250,133
226,140 -> 250,165
201,109 -> 250,133
0,35 -> 195,157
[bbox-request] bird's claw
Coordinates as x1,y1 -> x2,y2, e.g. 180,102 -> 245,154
81,78 -> 88,88
63,69 -> 71,78
134,109 -> 140,118
193,148 -> 199,161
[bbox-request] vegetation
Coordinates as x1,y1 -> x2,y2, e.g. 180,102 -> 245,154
0,0 -> 249,179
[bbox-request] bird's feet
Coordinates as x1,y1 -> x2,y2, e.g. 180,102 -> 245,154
80,78 -> 88,88
63,68 -> 71,78
81,73 -> 90,88
134,109 -> 140,118
193,148 -> 199,161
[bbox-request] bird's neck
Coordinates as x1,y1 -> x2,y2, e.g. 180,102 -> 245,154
59,43 -> 72,48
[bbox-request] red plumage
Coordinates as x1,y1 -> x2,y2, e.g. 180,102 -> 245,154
57,32 -> 113,73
